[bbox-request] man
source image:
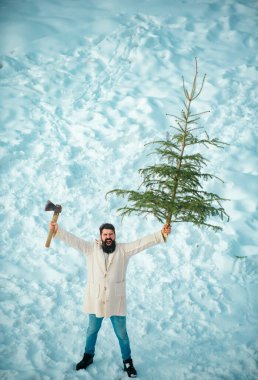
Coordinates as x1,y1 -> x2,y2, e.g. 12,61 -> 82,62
50,221 -> 171,378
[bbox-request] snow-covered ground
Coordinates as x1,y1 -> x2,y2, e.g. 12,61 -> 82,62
0,1 -> 258,379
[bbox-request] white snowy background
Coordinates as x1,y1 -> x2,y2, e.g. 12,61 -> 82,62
0,0 -> 258,379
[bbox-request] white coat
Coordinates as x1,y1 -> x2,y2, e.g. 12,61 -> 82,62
55,228 -> 165,318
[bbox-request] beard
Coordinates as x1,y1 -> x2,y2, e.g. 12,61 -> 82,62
101,239 -> 116,254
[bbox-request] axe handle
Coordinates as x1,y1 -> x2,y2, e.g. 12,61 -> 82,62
45,212 -> 60,248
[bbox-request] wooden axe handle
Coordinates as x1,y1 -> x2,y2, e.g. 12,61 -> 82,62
45,212 -> 60,248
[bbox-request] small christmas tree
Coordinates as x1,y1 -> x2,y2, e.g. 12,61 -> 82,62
108,59 -> 229,231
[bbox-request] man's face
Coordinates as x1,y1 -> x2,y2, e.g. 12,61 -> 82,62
101,229 -> 116,246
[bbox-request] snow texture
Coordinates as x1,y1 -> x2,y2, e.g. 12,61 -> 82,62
0,0 -> 258,379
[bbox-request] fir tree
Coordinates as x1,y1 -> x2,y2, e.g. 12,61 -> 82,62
107,59 -> 229,231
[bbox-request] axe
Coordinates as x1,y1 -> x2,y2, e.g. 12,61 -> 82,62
45,200 -> 62,248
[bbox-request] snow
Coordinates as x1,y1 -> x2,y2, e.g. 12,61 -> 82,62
0,0 -> 258,379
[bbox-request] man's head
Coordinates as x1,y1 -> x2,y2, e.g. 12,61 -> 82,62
99,223 -> 116,254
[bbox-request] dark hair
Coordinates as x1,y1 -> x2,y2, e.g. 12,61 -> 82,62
99,223 -> 116,234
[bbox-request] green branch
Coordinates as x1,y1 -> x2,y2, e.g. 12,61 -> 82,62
106,59 -> 229,232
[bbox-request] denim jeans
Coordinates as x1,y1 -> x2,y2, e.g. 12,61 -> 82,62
84,314 -> 132,360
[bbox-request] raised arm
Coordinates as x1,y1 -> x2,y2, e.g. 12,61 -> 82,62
123,224 -> 171,257
50,222 -> 93,256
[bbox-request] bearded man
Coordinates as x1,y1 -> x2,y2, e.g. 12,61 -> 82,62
50,221 -> 171,378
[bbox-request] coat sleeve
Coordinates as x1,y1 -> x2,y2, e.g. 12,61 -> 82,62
123,230 -> 165,257
54,227 -> 93,256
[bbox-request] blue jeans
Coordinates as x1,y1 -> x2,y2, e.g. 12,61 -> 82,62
85,314 -> 132,360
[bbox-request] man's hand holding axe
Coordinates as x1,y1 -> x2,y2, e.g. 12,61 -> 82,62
45,200 -> 62,248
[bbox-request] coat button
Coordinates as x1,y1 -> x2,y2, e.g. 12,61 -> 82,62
104,286 -> 107,290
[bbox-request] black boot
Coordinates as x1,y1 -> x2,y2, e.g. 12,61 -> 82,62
76,353 -> 94,371
123,358 -> 137,378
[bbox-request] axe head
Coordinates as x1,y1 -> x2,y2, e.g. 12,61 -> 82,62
45,200 -> 62,213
